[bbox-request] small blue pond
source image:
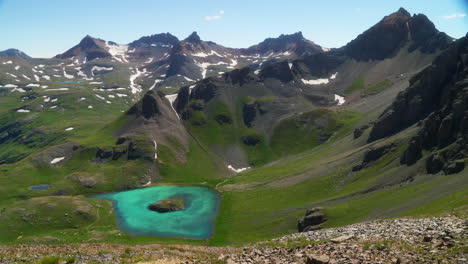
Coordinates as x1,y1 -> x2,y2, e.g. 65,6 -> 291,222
28,184 -> 50,190
57,80 -> 81,83
91,185 -> 219,239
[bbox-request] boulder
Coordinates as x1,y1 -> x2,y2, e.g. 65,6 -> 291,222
148,198 -> 186,213
443,160 -> 465,175
353,124 -> 370,139
298,207 -> 327,232
305,253 -> 330,264
426,152 -> 444,174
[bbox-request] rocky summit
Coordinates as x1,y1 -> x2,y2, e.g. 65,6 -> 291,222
0,3 -> 467,264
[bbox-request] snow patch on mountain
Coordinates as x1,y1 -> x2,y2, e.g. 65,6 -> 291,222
46,88 -> 69,91
228,165 -> 250,173
302,78 -> 329,85
91,66 -> 113,76
50,157 -> 65,164
152,140 -> 158,160
165,93 -> 179,119
105,42 -> 129,63
192,50 -> 224,58
12,87 -> 26,93
302,72 -> 338,85
129,67 -> 146,93
334,94 -> 345,106
6,73 -> 18,78
63,68 -> 74,79
2,84 -> 17,88
149,79 -> 163,90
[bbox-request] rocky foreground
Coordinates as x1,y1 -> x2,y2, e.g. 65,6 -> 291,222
0,217 -> 465,263
227,217 -> 467,264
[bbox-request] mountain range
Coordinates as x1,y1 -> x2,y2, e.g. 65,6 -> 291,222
0,7 -> 465,250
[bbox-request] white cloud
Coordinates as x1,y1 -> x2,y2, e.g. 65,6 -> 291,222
205,10 -> 225,21
441,13 -> 466,19
205,15 -> 221,21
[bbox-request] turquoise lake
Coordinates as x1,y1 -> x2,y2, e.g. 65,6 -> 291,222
92,185 -> 219,239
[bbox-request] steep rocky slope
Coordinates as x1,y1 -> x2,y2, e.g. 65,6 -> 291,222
369,33 -> 467,175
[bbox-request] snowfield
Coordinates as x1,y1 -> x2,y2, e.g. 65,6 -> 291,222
129,67 -> 146,93
50,157 -> 65,164
228,165 -> 250,173
302,72 -> 338,85
105,41 -> 129,63
334,94 -> 346,105
165,93 -> 179,119
91,66 -> 113,76
63,68 -> 74,79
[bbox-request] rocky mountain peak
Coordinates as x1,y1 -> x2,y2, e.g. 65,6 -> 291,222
129,32 -> 179,47
245,31 -> 319,55
396,7 -> 411,18
282,31 -> 304,41
0,48 -> 31,58
54,34 -> 110,60
340,8 -> 451,61
185,31 -> 202,44
381,8 -> 411,25
78,35 -> 101,47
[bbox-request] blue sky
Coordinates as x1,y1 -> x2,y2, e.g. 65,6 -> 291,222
1,0 -> 467,58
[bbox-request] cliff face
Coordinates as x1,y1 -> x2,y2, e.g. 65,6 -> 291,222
368,34 -> 468,174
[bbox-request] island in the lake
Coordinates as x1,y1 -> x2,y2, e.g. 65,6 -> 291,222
148,198 -> 186,213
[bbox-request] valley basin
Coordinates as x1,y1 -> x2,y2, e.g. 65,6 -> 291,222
91,185 -> 219,239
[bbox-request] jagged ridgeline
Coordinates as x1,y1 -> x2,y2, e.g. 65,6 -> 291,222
0,8 -> 465,246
